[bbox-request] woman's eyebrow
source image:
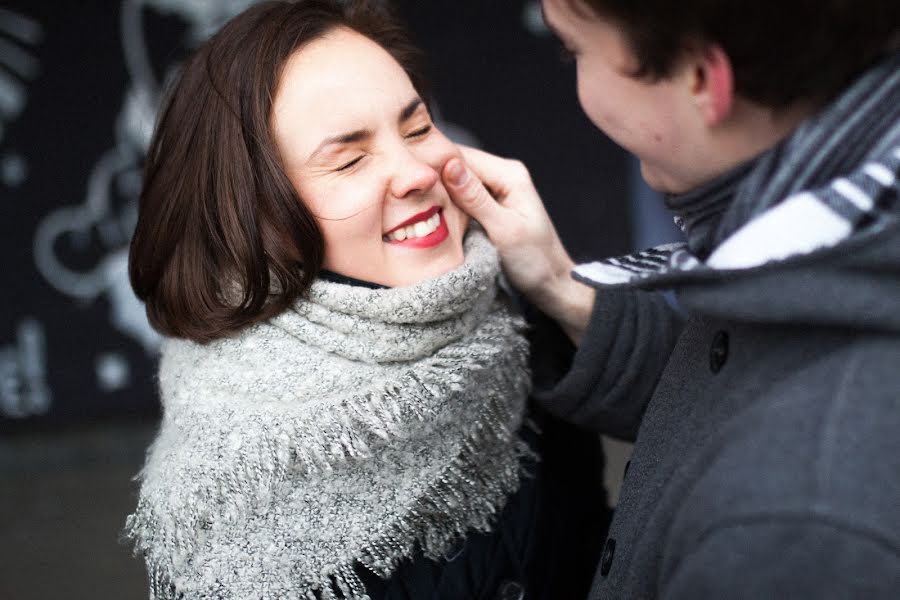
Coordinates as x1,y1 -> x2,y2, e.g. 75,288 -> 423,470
399,98 -> 423,123
307,129 -> 371,164
306,98 -> 424,164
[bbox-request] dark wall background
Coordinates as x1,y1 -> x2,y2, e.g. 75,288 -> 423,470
0,2 -> 683,598
0,0 -> 668,429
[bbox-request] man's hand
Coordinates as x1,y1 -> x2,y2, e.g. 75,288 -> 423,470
442,146 -> 595,344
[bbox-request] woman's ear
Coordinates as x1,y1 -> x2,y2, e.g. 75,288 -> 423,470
690,43 -> 734,126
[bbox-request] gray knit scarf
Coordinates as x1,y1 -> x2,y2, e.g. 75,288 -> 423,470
125,230 -> 533,600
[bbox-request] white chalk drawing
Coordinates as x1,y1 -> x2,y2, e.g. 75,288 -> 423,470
29,0 -> 482,393
0,318 -> 51,418
0,7 -> 42,189
521,1 -> 548,37
1,150 -> 25,185
96,352 -> 131,392
1,9 -> 48,417
31,0 -> 264,357
0,7 -> 42,143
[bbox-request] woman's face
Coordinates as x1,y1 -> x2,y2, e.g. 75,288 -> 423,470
271,27 -> 469,287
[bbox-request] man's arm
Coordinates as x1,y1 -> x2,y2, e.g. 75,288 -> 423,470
442,148 -> 683,438
534,286 -> 681,439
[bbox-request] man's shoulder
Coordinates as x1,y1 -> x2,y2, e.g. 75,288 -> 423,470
670,333 -> 900,548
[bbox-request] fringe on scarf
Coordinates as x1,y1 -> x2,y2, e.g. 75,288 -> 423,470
125,317 -> 534,600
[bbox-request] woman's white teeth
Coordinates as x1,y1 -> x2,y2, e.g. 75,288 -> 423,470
387,212 -> 440,242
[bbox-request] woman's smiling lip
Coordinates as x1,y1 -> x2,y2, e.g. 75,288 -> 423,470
383,206 -> 441,236
383,207 -> 449,249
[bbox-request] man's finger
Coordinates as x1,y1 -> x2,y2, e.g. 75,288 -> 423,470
442,157 -> 506,232
458,146 -> 514,194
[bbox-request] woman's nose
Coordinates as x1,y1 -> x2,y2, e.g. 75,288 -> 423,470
389,147 -> 439,200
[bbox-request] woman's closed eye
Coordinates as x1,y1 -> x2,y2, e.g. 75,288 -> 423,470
336,155 -> 365,171
405,124 -> 432,139
334,126 -> 432,172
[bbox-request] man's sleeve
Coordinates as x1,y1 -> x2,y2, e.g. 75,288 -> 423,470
529,287 -> 683,440
661,517 -> 900,598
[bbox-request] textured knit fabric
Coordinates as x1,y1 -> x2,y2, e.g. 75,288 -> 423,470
664,160 -> 755,258
126,230 -> 536,600
538,50 -> 900,599
357,405 -> 610,600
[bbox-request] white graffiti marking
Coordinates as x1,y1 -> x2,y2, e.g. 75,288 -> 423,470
0,318 -> 51,418
0,6 -> 42,165
96,352 -> 131,392
32,0 -> 482,365
31,0 -> 266,355
521,1 -> 548,37
1,151 -> 26,186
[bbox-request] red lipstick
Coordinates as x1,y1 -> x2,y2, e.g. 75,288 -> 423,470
384,206 -> 441,236
384,207 -> 449,249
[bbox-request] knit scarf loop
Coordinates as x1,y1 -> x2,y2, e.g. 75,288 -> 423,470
574,49 -> 900,289
125,230 -> 533,600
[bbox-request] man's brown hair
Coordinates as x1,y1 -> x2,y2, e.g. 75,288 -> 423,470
129,0 -> 427,343
571,0 -> 900,108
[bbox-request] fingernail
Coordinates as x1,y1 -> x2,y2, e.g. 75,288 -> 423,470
447,160 -> 469,187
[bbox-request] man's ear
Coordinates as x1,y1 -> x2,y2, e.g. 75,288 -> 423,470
690,44 -> 734,126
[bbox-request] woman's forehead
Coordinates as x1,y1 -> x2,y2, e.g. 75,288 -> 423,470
270,28 -> 421,161
282,28 -> 411,90
274,30 -> 415,114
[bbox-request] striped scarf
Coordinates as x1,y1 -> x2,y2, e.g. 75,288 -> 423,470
574,50 -> 900,288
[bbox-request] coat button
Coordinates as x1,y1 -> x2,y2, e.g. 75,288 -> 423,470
496,580 -> 524,600
709,331 -> 729,373
600,537 -> 616,576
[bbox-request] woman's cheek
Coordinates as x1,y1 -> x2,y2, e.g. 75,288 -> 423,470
425,128 -> 461,166
308,179 -> 380,240
424,134 -> 469,237
333,174 -> 384,221
455,210 -> 470,236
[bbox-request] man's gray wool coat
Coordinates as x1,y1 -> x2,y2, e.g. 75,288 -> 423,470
539,213 -> 900,599
536,66 -> 900,598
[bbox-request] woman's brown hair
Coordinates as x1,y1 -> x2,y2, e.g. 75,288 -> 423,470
129,0 -> 428,343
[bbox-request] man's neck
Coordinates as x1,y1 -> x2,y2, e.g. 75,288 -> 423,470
698,98 -> 816,186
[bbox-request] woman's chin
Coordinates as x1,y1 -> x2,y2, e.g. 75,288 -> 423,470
391,247 -> 465,287
380,219 -> 467,286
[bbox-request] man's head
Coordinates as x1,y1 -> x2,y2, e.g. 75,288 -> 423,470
542,0 -> 900,193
